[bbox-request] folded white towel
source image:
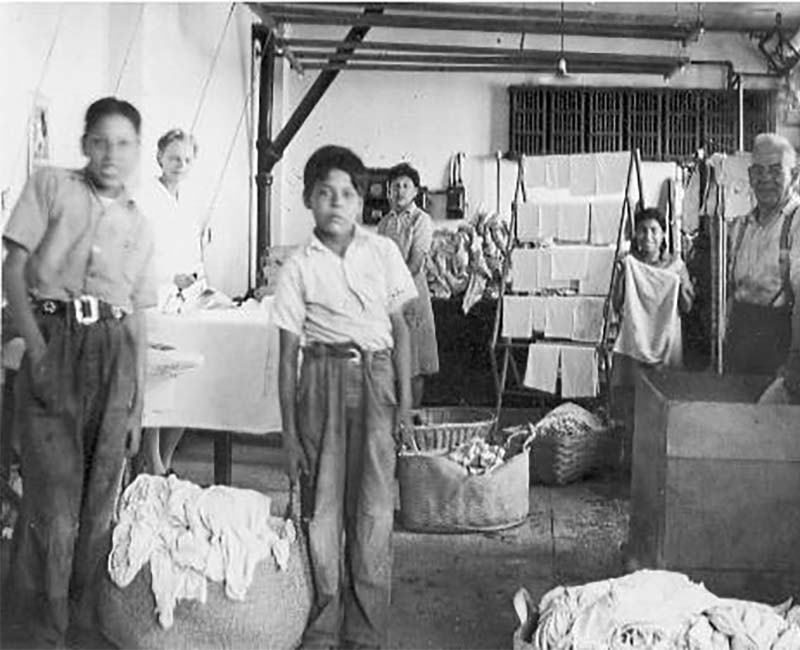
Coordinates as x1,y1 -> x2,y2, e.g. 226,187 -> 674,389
524,343 -> 561,394
510,248 -> 540,293
557,198 -> 590,243
595,151 -> 630,195
502,296 -> 534,339
560,345 -> 598,398
590,195 -> 624,245
569,153 -> 596,196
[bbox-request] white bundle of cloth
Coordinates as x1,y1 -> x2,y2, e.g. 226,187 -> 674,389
108,475 -> 296,630
529,570 -> 800,650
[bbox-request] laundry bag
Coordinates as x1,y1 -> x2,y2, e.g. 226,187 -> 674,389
97,475 -> 313,650
98,533 -> 312,650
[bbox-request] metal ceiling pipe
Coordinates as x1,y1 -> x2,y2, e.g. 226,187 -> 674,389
301,62 -> 677,75
284,42 -> 687,68
258,6 -> 692,41
276,36 -> 689,67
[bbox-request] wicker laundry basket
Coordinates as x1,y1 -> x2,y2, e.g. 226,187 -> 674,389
97,534 -> 312,650
528,403 -> 612,486
397,432 -> 531,533
407,406 -> 496,452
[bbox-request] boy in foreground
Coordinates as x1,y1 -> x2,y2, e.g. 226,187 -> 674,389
272,145 -> 416,649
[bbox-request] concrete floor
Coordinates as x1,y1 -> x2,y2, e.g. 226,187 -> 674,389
175,433 -> 630,650
0,431 -> 630,650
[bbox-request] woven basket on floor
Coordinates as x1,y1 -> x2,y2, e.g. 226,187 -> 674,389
528,403 -> 612,486
397,436 -> 530,533
407,407 -> 496,452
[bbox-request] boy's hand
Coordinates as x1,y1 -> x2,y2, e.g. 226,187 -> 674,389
125,418 -> 143,458
283,435 -> 308,482
395,406 -> 414,448
173,273 -> 196,290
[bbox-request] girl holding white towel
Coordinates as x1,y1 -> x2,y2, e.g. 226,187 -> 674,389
611,208 -> 695,468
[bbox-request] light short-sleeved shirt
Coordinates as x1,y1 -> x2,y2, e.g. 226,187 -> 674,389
3,166 -> 157,312
377,205 -> 434,278
272,226 -> 418,350
731,193 -> 800,308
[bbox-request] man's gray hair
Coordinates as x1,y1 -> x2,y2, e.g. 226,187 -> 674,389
752,133 -> 797,167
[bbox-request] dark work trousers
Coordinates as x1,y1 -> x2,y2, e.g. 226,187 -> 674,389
726,301 -> 792,376
297,345 -> 397,650
9,311 -> 136,647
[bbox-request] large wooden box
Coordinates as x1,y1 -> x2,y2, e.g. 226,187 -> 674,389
628,369 -> 800,602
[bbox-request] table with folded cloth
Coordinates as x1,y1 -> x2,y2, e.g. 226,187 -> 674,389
144,299 -> 282,483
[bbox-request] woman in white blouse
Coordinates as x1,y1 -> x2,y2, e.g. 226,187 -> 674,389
136,128 -> 205,476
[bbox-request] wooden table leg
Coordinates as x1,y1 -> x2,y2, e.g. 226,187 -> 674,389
213,432 -> 233,485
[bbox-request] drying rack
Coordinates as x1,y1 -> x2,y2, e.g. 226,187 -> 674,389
490,149 -> 648,420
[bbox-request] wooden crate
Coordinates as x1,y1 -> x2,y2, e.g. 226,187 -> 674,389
628,369 -> 800,602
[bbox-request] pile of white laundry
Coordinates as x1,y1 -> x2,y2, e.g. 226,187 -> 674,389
515,570 -> 800,650
108,474 -> 296,630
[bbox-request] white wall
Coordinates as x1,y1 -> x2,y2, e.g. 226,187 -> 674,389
271,26 -> 782,246
0,2 -> 256,297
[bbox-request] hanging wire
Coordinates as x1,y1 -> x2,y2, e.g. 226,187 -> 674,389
6,6 -> 64,190
190,2 -> 236,134
112,4 -> 145,95
199,88 -> 252,264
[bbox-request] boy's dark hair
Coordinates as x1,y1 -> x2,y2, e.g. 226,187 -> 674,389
303,145 -> 367,200
84,97 -> 142,135
387,162 -> 420,188
634,207 -> 666,232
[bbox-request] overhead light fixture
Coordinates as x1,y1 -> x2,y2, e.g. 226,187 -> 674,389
555,1 -> 569,78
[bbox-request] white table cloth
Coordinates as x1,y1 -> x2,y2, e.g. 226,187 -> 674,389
143,301 -> 282,434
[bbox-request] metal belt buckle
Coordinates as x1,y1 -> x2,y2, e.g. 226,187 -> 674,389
73,295 -> 99,325
347,348 -> 362,364
41,300 -> 58,315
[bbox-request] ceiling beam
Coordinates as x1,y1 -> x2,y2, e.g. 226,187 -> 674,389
257,4 -> 693,41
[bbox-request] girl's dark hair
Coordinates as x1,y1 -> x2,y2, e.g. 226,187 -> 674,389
387,162 -> 420,188
634,207 -> 666,232
303,145 -> 367,199
84,97 -> 142,135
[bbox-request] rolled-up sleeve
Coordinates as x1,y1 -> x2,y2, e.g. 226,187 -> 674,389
272,257 -> 307,336
3,168 -> 53,253
382,240 -> 418,314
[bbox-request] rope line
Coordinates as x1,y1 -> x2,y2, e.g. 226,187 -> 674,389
199,88 -> 252,263
6,6 -> 64,188
112,4 -> 145,95
190,2 -> 236,133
